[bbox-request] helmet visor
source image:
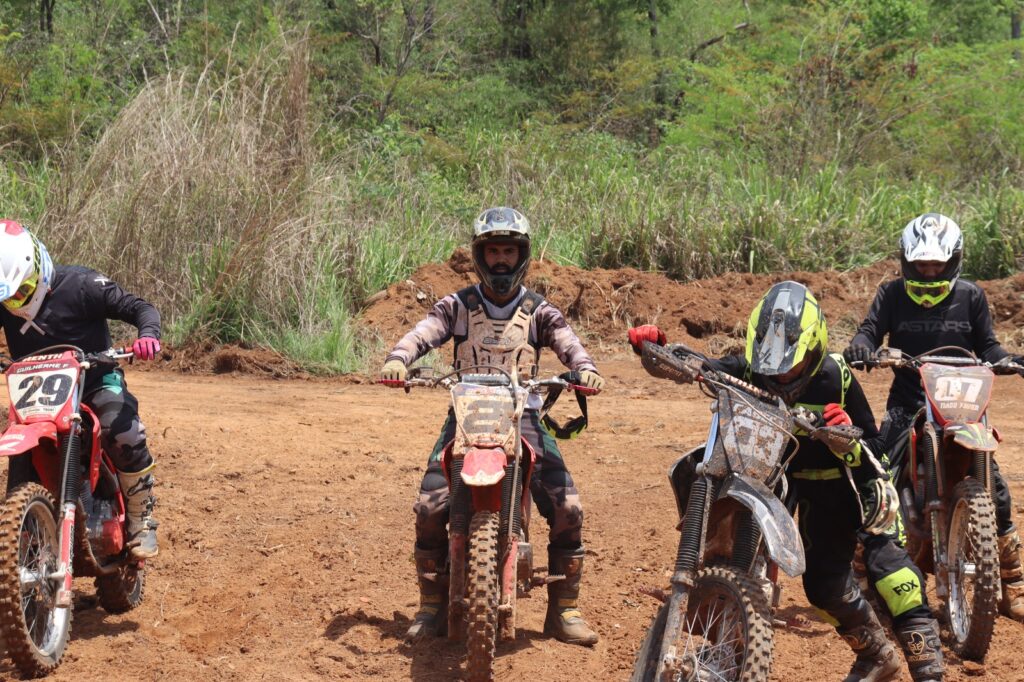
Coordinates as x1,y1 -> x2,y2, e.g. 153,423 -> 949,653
2,274 -> 37,311
751,288 -> 806,377
905,280 -> 951,307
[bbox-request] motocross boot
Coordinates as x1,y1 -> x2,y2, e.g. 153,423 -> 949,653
837,607 -> 901,682
997,529 -> 1024,621
894,618 -> 944,681
405,546 -> 448,642
117,465 -> 159,559
543,547 -> 598,646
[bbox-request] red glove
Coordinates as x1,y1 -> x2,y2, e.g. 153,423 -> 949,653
823,403 -> 852,427
132,337 -> 161,361
628,325 -> 667,355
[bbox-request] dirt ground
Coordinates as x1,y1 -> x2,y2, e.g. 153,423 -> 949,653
2,257 -> 1024,681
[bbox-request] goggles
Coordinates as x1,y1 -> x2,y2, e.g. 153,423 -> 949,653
2,274 -> 38,311
541,371 -> 589,440
904,279 -> 951,308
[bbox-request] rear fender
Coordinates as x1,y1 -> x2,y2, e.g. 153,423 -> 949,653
721,473 -> 805,577
944,421 -> 998,452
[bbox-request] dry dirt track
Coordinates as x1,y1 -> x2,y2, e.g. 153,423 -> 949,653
2,356 -> 1024,681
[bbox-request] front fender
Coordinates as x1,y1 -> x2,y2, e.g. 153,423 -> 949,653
461,447 -> 507,487
944,422 -> 998,452
0,423 -> 59,457
722,473 -> 805,578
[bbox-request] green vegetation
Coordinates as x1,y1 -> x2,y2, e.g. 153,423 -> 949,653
1,1 -> 1022,371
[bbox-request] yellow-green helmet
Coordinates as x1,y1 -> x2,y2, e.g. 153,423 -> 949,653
745,281 -> 828,404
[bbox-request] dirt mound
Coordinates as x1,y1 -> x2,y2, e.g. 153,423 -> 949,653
362,250 -> 1024,356
162,341 -> 306,378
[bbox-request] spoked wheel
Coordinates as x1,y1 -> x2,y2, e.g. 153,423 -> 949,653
465,511 -> 500,682
631,596 -> 669,682
944,478 -> 999,661
659,567 -> 773,682
96,562 -> 146,614
0,483 -> 72,677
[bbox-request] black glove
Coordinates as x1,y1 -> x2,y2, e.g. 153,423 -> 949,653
843,344 -> 874,371
993,355 -> 1024,376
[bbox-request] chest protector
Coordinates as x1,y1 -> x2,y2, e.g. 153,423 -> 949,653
453,287 -> 542,380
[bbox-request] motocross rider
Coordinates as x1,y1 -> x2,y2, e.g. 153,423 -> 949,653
844,212 -> 1024,622
0,220 -> 160,559
629,280 -> 944,682
381,207 -> 605,646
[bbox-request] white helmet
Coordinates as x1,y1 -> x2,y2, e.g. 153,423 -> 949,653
899,213 -> 963,307
0,220 -> 54,323
471,207 -> 531,296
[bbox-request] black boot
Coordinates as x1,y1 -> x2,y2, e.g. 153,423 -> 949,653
894,618 -> 944,681
543,547 -> 598,646
405,546 -> 448,642
837,607 -> 901,682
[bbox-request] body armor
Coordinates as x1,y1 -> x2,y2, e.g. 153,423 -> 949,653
453,287 -> 542,380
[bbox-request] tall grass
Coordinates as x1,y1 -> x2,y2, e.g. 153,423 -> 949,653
2,33 -> 1022,372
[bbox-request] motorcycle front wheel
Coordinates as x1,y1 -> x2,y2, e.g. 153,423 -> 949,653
944,477 -> 999,661
0,483 -> 72,677
465,510 -> 500,682
631,566 -> 773,682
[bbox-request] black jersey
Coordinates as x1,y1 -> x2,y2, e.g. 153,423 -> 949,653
850,279 -> 1007,410
710,353 -> 881,484
1,266 -> 161,362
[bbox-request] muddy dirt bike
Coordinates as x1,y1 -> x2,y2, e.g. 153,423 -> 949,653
393,365 -> 595,682
852,346 -> 1024,661
632,342 -> 864,682
0,345 -> 146,677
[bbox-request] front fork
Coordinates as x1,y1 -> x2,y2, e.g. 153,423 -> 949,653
657,475 -> 716,680
55,418 -> 83,608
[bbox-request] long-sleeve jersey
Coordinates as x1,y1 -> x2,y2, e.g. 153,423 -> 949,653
709,353 -> 882,484
386,285 -> 598,374
850,279 -> 1008,410
1,266 -> 161,388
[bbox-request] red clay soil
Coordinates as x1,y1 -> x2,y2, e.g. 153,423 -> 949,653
362,250 -> 1024,359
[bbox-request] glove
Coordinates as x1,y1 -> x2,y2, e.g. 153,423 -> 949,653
843,344 -> 874,371
860,476 -> 900,535
628,325 -> 666,355
579,370 -> 604,394
993,355 -> 1024,376
379,359 -> 407,386
132,337 -> 161,361
822,402 -> 852,427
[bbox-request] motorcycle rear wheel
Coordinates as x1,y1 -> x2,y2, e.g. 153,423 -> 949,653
96,562 -> 146,614
465,510 -> 500,682
944,477 -> 999,661
0,483 -> 72,677
632,566 -> 773,682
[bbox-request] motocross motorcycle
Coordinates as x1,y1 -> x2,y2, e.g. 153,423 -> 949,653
396,364 -> 594,682
854,346 -> 1024,661
0,345 -> 145,677
632,342 -> 862,682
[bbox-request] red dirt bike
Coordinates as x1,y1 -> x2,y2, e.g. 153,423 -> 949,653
632,342 -> 862,682
853,346 -> 1024,661
0,345 -> 145,677
396,365 -> 594,682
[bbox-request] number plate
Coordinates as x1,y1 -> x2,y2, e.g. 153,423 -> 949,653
7,361 -> 78,421
921,364 -> 993,424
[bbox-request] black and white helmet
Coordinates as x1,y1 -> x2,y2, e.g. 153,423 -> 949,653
471,207 -> 531,296
899,213 -> 963,306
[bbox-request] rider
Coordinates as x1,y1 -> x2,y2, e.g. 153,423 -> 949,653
630,281 -> 944,682
381,207 -> 605,646
844,212 -> 1024,623
0,219 -> 161,560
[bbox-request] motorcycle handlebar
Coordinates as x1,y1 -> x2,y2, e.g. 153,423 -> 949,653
849,346 -> 1024,374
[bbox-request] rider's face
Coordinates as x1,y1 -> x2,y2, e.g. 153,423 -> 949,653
483,243 -> 520,273
913,260 -> 945,279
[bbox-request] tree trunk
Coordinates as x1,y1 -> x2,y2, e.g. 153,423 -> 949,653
40,0 -> 55,35
649,0 -> 665,106
1012,10 -> 1021,40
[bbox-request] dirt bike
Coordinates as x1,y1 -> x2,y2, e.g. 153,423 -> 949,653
0,345 -> 146,677
396,365 -> 594,682
631,342 -> 862,682
853,346 -> 1024,661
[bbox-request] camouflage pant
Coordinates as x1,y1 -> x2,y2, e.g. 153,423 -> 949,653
414,409 -> 583,552
86,370 -> 154,474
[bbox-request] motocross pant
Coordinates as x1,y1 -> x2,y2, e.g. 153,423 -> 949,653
413,409 -> 583,552
84,369 -> 155,474
881,404 -> 1015,537
795,475 -> 934,629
